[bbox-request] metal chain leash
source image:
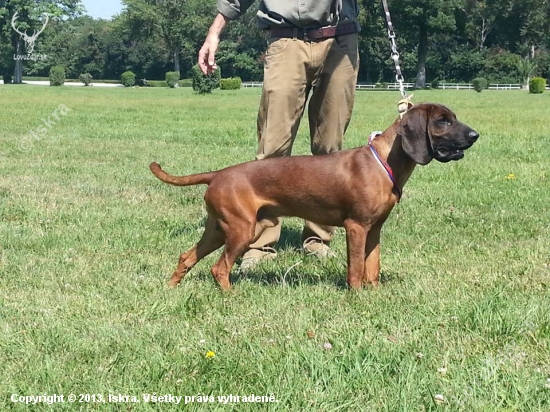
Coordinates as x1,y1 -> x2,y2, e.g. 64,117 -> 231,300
382,0 -> 406,98
382,0 -> 412,116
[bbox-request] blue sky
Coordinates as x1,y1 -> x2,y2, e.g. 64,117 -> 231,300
81,0 -> 124,19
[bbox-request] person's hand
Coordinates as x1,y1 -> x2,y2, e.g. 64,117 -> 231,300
198,34 -> 220,75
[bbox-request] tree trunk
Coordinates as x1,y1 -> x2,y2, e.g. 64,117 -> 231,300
173,47 -> 180,74
479,15 -> 492,52
14,37 -> 23,84
415,25 -> 428,88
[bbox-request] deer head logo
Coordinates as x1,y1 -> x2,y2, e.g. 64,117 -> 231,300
11,12 -> 49,55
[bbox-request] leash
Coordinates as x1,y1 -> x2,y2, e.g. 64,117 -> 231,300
368,131 -> 402,201
381,0 -> 413,118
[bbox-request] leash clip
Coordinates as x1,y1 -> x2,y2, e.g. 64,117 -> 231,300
398,94 -> 414,118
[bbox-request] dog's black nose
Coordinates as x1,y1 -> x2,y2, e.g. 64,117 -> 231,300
468,130 -> 479,141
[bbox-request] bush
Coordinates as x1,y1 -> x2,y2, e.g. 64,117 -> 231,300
49,66 -> 66,86
431,79 -> 440,89
121,71 -> 136,87
534,51 -> 550,80
529,77 -> 546,94
165,71 -> 180,88
137,78 -> 150,87
191,65 -> 221,94
3,74 -> 12,84
147,80 -> 168,88
220,77 -> 242,90
480,49 -> 522,83
79,73 -> 93,86
145,79 -> 190,88
473,78 -> 487,92
517,59 -> 537,86
178,79 -> 192,88
448,46 -> 484,83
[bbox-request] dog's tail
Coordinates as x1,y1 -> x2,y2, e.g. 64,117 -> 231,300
149,162 -> 216,186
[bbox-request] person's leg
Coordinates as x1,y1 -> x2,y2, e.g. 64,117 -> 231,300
256,39 -> 310,160
242,37 -> 311,269
302,34 -> 359,252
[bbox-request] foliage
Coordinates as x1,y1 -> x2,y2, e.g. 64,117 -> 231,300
165,71 -> 180,88
122,0 -> 214,73
529,77 -> 546,93
534,51 -> 550,79
121,70 -> 136,87
3,74 -> 12,84
446,46 -> 485,83
147,80 -> 168,87
0,0 -> 82,83
79,73 -> 93,86
480,49 -> 522,83
191,64 -> 220,94
2,0 -> 550,84
220,77 -> 242,90
146,78 -> 191,88
473,77 -> 487,92
517,59 -> 537,86
49,65 -> 65,86
387,0 -> 462,87
179,79 -> 192,88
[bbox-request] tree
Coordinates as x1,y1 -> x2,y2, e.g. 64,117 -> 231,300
121,0 -> 214,75
215,6 -> 265,81
514,0 -> 550,58
389,0 -> 460,87
459,0 -> 514,51
0,0 -> 81,83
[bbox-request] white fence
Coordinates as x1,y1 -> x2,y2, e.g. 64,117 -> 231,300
242,82 -> 415,90
3,80 -> 547,90
242,82 -> 264,88
356,82 -> 415,90
243,81 -> 549,90
439,83 -> 523,90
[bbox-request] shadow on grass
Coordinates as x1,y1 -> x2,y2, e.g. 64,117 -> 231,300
231,268 -> 401,290
277,225 -> 305,249
167,223 -> 404,289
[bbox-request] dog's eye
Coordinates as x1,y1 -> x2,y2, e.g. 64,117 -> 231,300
438,117 -> 452,126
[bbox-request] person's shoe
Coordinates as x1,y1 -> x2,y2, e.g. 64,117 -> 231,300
239,247 -> 277,273
303,237 -> 336,258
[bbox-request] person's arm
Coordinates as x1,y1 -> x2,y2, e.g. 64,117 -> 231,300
198,13 -> 229,75
198,0 -> 256,75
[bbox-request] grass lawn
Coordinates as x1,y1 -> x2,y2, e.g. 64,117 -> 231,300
0,85 -> 549,411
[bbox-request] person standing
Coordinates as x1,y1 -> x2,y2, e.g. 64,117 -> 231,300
198,0 -> 360,270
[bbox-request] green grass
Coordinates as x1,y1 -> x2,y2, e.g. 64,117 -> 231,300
0,86 -> 549,411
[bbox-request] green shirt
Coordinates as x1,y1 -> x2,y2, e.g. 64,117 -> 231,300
217,0 -> 360,29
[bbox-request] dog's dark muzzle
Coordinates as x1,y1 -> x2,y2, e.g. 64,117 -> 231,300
434,128 -> 479,163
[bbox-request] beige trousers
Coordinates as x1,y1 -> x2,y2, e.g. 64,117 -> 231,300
250,33 -> 359,250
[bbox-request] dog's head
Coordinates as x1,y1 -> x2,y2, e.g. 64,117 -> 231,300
398,103 -> 479,165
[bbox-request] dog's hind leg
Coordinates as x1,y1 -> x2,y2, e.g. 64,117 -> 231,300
210,217 -> 256,290
168,214 -> 224,288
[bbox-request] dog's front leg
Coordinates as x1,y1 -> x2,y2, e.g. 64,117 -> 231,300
344,220 -> 368,290
363,223 -> 382,286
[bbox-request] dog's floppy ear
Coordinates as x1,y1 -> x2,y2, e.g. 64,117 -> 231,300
398,104 -> 434,165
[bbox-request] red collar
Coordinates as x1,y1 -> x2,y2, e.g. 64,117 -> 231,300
368,132 -> 402,201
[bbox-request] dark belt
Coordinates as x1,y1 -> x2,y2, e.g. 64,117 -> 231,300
269,21 -> 359,41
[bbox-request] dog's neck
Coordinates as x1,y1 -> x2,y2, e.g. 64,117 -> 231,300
368,121 -> 418,191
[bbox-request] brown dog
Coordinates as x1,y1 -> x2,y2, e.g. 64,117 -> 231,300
150,103 -> 479,290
